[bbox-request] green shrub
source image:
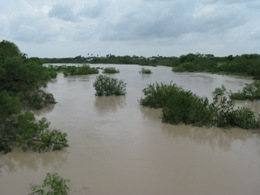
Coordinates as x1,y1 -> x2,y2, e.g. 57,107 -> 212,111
140,82 -> 213,126
230,80 -> 260,101
211,92 -> 260,129
139,82 -> 260,130
93,75 -> 126,96
102,67 -> 120,74
166,87 -> 212,126
139,82 -> 181,108
139,67 -> 152,74
62,64 -> 99,76
212,85 -> 227,97
0,112 -> 68,153
30,172 -> 70,195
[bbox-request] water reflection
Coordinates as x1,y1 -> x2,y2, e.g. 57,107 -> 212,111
66,75 -> 91,83
140,107 -> 254,152
95,96 -> 126,114
34,104 -> 55,116
163,124 -> 252,152
0,150 -> 67,175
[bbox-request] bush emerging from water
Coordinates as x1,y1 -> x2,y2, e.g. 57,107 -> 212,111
139,67 -> 152,74
93,75 -> 126,96
139,82 -> 260,130
30,172 -> 70,195
102,67 -> 120,74
229,80 -> 260,101
139,83 -> 213,126
62,64 -> 99,76
0,112 -> 68,153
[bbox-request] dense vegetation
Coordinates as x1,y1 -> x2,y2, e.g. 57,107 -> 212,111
42,53 -> 260,78
139,82 -> 260,130
93,75 -> 126,96
0,40 -> 68,153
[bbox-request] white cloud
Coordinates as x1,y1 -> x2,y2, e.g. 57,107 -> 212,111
0,0 -> 260,57
48,4 -> 79,22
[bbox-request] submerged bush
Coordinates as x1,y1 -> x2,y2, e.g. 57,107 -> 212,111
140,82 -> 213,126
102,67 -> 120,74
30,172 -> 70,195
0,112 -> 68,153
139,67 -> 152,74
93,75 -> 126,96
230,80 -> 260,101
139,82 -> 180,108
139,82 -> 260,130
62,64 -> 99,76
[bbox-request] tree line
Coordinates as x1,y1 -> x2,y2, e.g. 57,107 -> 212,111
41,53 -> 260,79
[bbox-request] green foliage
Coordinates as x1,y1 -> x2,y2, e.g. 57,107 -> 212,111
139,67 -> 152,74
23,90 -> 56,110
102,67 -> 120,74
0,57 -> 50,94
230,80 -> 260,101
0,40 -> 23,61
93,75 -> 126,96
139,82 -> 181,108
162,90 -> 213,126
212,85 -> 227,97
0,91 -> 22,122
0,112 -> 68,153
211,96 -> 260,129
0,40 -> 67,153
140,83 -> 213,126
30,172 -> 70,195
62,64 -> 99,76
140,82 -> 260,130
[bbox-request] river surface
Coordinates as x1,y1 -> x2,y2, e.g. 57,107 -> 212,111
1,64 -> 260,195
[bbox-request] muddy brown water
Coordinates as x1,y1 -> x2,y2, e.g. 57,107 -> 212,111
1,64 -> 260,195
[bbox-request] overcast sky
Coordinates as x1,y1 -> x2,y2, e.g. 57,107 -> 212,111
0,0 -> 260,57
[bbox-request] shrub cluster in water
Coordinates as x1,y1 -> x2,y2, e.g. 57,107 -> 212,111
93,75 -> 126,96
62,64 -> 99,76
139,82 -> 260,130
229,80 -> 260,101
102,67 -> 120,74
139,67 -> 152,74
46,64 -> 100,76
30,172 -> 70,195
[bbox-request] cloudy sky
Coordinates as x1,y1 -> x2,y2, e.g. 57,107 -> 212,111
0,0 -> 260,58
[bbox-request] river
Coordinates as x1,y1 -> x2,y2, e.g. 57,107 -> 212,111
0,64 -> 260,195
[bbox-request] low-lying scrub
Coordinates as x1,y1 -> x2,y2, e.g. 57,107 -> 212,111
230,80 -> 260,101
139,82 -> 260,130
103,67 -> 120,74
0,112 -> 68,153
30,172 -> 70,195
93,75 -> 126,96
62,64 -> 99,76
139,67 -> 152,74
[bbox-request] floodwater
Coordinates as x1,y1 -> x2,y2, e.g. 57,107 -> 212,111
1,64 -> 260,195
